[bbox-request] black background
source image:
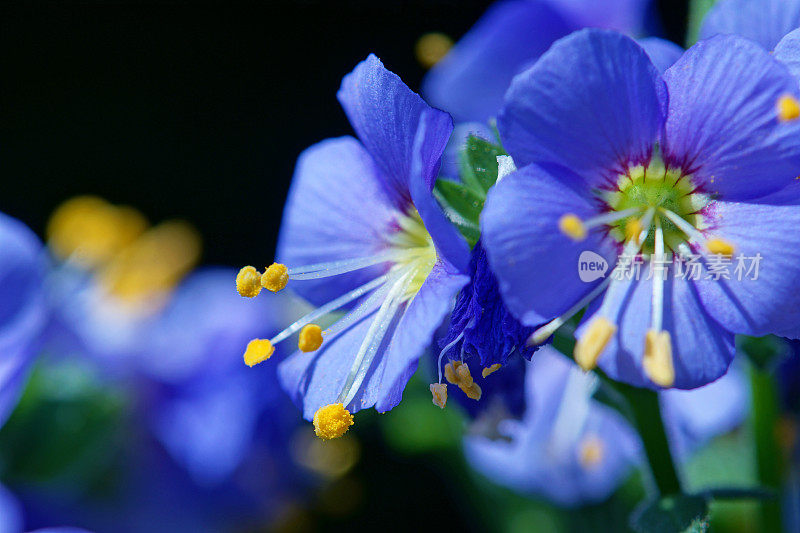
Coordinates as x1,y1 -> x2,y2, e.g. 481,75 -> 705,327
0,0 -> 687,268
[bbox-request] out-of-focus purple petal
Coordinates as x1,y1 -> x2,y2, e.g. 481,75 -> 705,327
547,0 -> 652,34
638,37 -> 684,72
699,0 -> 800,51
423,0 -> 572,123
775,28 -> 800,82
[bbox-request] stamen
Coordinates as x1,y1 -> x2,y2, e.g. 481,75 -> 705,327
298,324 -> 323,352
243,338 -> 274,367
528,276 -> 614,346
287,251 -> 400,280
236,266 -> 263,298
443,361 -> 482,400
558,214 -> 587,241
337,269 -> 415,407
574,317 -> 617,371
578,436 -> 604,468
313,403 -> 354,440
660,208 -> 706,243
262,263 -> 289,292
482,363 -> 502,378
777,94 -> 800,122
643,330 -> 675,387
430,383 -> 448,409
269,274 -> 390,345
651,219 -> 666,332
436,327 -> 467,383
625,218 -> 643,243
706,238 -> 735,257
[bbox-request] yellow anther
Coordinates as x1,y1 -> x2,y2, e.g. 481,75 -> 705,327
262,262 -> 289,292
482,363 -> 502,378
98,220 -> 201,304
243,338 -> 274,367
777,94 -> 800,122
443,361 -> 459,385
236,266 -> 263,298
706,238 -> 735,257
625,218 -> 643,243
574,317 -> 616,371
313,403 -> 354,440
579,436 -> 605,468
46,196 -> 148,267
558,214 -> 587,241
454,361 -> 474,386
430,383 -> 448,409
298,324 -> 323,352
414,32 -> 453,69
643,330 -> 675,387
462,382 -> 482,401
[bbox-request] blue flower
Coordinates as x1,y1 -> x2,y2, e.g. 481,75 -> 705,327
464,347 -> 641,506
434,241 -> 536,417
236,55 -> 469,437
422,0 -> 671,124
482,29 -> 800,389
464,347 -> 748,506
0,213 -> 47,428
700,0 -> 800,53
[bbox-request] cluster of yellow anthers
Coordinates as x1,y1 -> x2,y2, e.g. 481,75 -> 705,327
237,262 -> 324,368
429,361 -> 502,409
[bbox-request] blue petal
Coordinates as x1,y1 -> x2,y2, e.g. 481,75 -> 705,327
498,29 -> 666,182
693,200 -> 800,338
579,271 -> 736,390
699,0 -> 800,51
0,213 -> 46,427
638,37 -> 684,72
546,0 -> 653,33
422,0 -> 572,123
276,137 -> 399,307
410,110 -> 470,272
0,484 -> 23,533
279,262 -> 467,419
661,362 -> 748,459
482,163 -> 618,326
775,28 -> 800,81
663,35 -> 800,200
337,54 -> 450,205
374,262 -> 469,412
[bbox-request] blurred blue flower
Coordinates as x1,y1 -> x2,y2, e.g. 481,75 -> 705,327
422,0 -> 665,124
0,212 -> 47,427
699,0 -> 800,53
464,347 -> 641,506
464,347 -> 748,506
237,54 -> 472,433
482,29 -> 800,390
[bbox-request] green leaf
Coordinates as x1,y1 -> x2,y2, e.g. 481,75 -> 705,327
462,135 -> 506,193
434,181 -> 483,247
631,494 -> 709,533
686,0 -> 719,47
738,335 -> 788,371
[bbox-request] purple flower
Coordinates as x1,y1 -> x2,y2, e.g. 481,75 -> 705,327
482,29 -> 800,390
237,55 -> 469,437
464,347 -> 748,506
422,0 -> 664,124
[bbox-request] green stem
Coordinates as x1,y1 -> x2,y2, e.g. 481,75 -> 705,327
750,365 -> 783,532
599,374 -> 682,496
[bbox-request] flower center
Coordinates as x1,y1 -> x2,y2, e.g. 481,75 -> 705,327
236,207 -> 439,438
602,158 -> 708,255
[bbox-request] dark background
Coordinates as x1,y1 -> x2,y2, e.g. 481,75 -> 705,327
0,0 -> 687,268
